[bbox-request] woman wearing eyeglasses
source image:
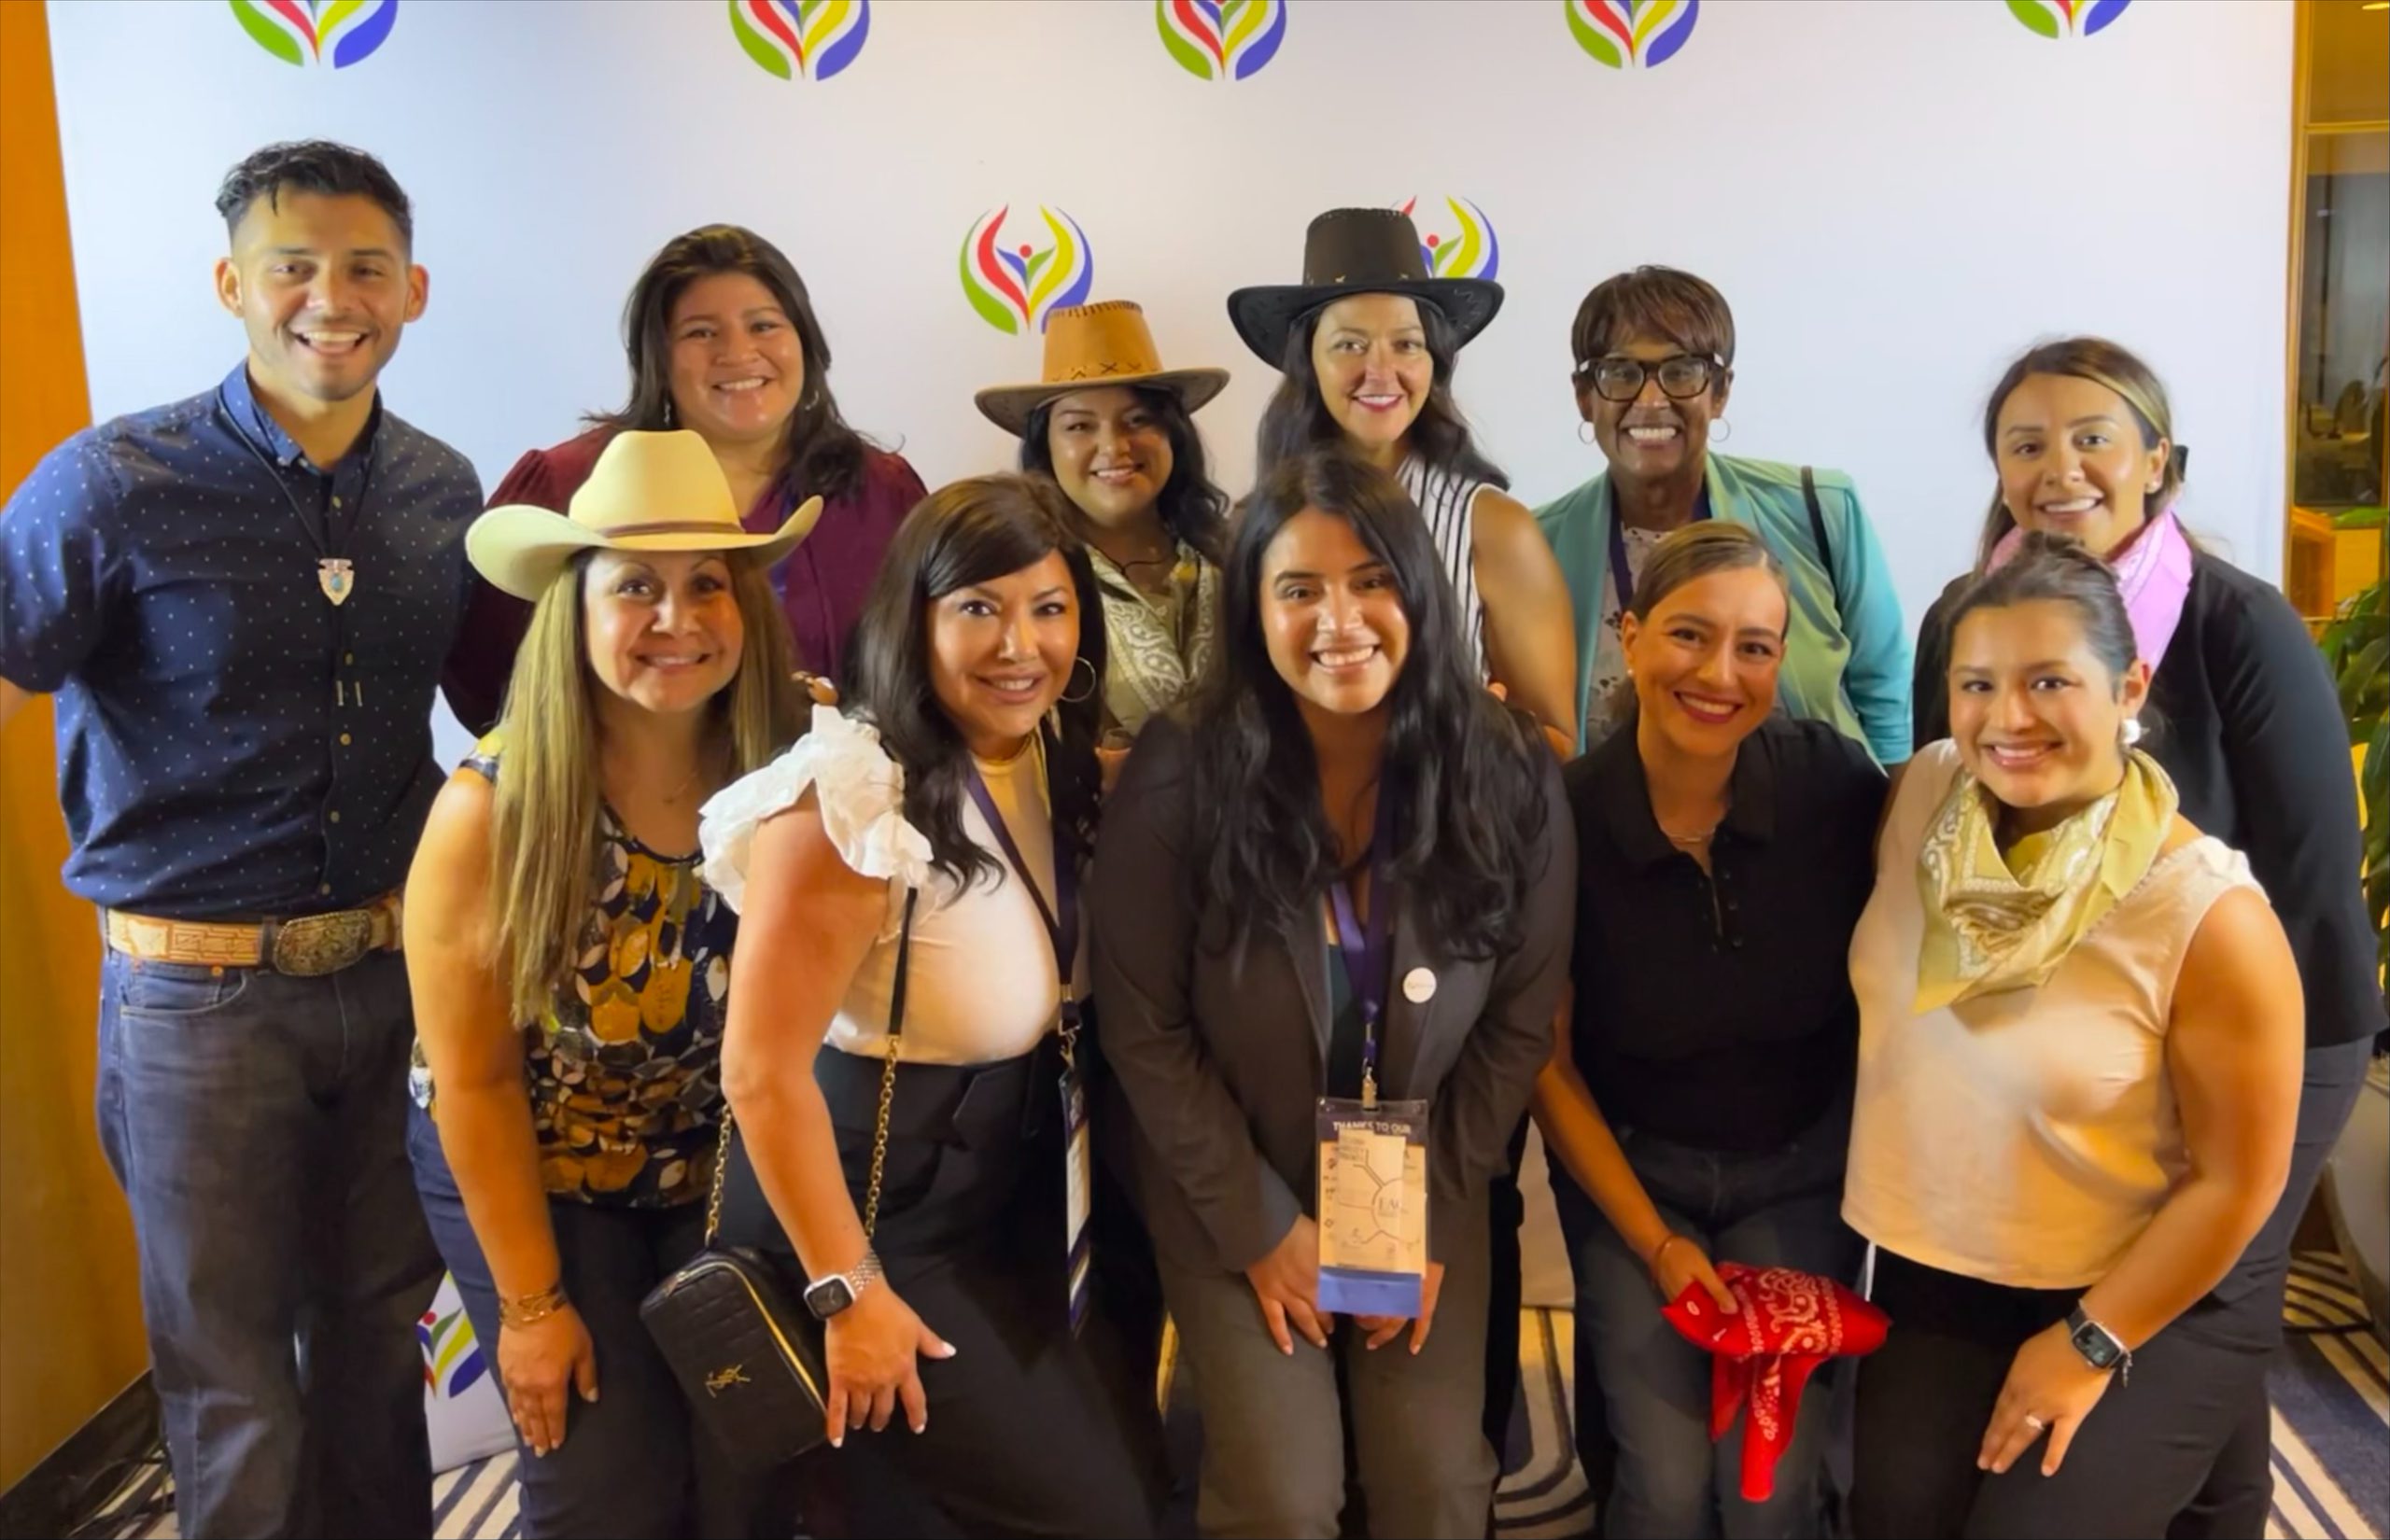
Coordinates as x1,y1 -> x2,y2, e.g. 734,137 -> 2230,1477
1534,267 -> 1913,760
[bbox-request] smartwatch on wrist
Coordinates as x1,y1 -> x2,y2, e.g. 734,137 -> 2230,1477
2065,1304 -> 2130,1379
804,1248 -> 884,1322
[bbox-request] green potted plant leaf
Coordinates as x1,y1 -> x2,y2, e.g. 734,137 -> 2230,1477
2316,505 -> 2387,981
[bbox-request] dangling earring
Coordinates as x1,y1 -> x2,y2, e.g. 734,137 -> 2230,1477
2122,717 -> 2144,748
661,396 -> 675,429
1710,417 -> 1733,444
1577,421 -> 1597,445
1058,656 -> 1099,705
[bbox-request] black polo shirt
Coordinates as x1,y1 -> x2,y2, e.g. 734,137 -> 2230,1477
1564,713 -> 1887,1152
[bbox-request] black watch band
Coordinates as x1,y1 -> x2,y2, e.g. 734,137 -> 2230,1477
2066,1304 -> 2130,1378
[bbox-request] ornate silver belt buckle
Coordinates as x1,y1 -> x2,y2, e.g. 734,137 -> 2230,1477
271,911 -> 373,976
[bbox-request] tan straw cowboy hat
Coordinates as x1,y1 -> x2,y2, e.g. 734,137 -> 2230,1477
974,300 -> 1230,436
467,429 -> 822,600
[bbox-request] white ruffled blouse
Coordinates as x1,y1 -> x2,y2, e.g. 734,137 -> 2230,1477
699,706 -> 1077,1068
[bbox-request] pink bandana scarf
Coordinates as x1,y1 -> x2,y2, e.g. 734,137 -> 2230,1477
1990,507 -> 2196,673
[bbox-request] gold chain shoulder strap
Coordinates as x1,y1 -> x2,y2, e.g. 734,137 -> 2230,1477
705,886 -> 922,1248
703,1108 -> 734,1246
862,887 -> 921,1239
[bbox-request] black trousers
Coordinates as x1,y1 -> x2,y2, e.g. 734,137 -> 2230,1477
717,1043 -> 1170,1540
1852,1251 -> 2275,1540
1483,1119 -> 1530,1467
408,1106 -> 792,1539
2168,1036 -> 2373,1539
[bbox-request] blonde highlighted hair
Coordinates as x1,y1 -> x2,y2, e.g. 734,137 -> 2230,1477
484,550 -> 801,1024
1977,337 -> 2181,567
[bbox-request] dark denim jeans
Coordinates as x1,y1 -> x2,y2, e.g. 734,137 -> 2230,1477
1551,1099 -> 1862,1540
95,947 -> 442,1538
404,1105 -> 792,1539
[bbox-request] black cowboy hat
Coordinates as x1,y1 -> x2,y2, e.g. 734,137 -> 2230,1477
1226,206 -> 1504,369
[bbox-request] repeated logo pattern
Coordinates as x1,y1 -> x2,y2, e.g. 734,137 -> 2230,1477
1566,0 -> 1699,70
2007,0 -> 2132,38
418,1300 -> 490,1399
1156,0 -> 1288,80
960,206 -> 1096,335
1398,196 -> 1501,281
729,0 -> 872,80
230,0 -> 398,68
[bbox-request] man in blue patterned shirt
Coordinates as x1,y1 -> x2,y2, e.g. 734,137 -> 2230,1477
0,142 -> 504,1536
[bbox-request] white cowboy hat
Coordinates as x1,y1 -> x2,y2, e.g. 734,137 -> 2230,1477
467,429 -> 822,599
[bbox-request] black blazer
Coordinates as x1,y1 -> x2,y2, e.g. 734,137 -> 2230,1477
1090,714 -> 1576,1275
1914,551 -> 2383,1049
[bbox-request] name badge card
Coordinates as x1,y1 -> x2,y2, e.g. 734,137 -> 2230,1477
1314,1096 -> 1428,1318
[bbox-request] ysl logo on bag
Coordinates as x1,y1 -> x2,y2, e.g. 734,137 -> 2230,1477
705,1364 -> 751,1397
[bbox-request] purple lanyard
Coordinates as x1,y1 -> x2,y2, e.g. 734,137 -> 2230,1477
964,746 -> 1081,1034
1327,786 -> 1399,1085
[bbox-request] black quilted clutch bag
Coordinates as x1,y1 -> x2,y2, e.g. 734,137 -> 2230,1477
641,892 -> 920,1473
640,1239 -> 828,1472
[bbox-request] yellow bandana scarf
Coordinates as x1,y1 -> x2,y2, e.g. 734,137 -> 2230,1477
1914,749 -> 2179,1012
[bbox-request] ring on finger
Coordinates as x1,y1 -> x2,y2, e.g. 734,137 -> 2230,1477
2022,1414 -> 2048,1433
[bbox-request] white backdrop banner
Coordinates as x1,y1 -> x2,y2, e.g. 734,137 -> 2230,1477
46,0 -> 2293,660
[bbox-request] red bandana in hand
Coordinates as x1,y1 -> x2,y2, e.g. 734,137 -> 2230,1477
1661,1264 -> 1890,1502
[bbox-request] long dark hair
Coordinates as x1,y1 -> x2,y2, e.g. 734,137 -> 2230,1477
1017,385 -> 1230,567
1253,299 -> 1509,488
845,475 -> 1107,888
1186,447 -> 1549,957
591,224 -> 871,502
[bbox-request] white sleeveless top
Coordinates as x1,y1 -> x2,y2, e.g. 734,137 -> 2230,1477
1842,741 -> 2266,1290
1397,456 -> 1488,678
698,707 -> 1080,1068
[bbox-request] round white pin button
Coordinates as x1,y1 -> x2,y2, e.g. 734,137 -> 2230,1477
1402,967 -> 1437,1003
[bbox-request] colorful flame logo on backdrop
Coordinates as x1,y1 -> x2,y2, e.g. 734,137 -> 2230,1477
418,1302 -> 489,1398
960,207 -> 1095,336
1566,0 -> 1698,70
229,0 -> 398,68
1398,198 -> 1500,283
1157,0 -> 1288,81
2007,0 -> 2131,38
730,0 -> 871,80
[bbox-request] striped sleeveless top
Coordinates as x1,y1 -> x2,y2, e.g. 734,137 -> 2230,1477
1397,456 -> 1488,678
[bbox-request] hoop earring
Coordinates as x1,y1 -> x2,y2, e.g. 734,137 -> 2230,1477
2122,717 -> 2144,749
1577,420 -> 1597,445
1058,655 -> 1099,705
1710,417 -> 1732,444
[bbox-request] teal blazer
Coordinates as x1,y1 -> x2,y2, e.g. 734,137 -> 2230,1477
1534,452 -> 1912,763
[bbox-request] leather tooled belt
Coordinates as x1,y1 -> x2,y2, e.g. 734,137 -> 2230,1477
103,893 -> 403,976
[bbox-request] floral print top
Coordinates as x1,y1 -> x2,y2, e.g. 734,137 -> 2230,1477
410,738 -> 737,1209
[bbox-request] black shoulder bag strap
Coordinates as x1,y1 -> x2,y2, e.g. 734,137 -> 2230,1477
1801,466 -> 1842,625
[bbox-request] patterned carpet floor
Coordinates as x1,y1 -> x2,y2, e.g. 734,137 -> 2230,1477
88,1251 -> 2389,1540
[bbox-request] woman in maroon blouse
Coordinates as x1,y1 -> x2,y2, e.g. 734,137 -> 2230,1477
449,225 -> 924,730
